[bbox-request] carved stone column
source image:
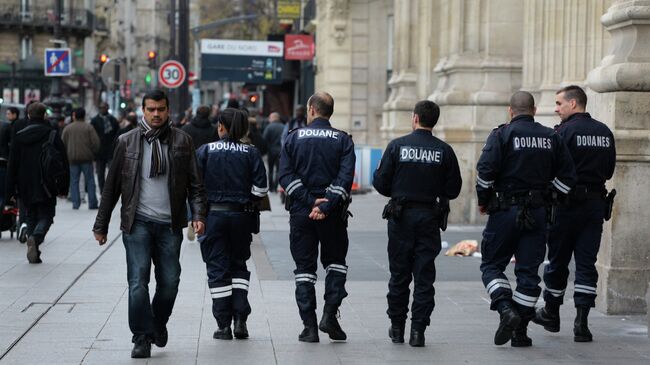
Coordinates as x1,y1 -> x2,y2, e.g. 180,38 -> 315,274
314,0 -> 352,130
429,0 -> 524,223
381,0 -> 419,139
586,0 -> 650,314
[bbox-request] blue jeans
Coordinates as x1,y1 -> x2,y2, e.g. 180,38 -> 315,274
70,162 -> 97,209
122,218 -> 183,339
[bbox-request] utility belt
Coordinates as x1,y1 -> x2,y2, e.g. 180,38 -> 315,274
209,202 -> 260,234
382,197 -> 450,231
569,185 -> 606,201
487,190 -> 548,231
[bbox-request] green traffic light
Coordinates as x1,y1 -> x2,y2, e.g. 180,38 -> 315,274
145,73 -> 152,84
120,102 -> 127,109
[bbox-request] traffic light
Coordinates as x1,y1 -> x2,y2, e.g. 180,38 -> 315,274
249,94 -> 258,103
144,72 -> 152,86
147,51 -> 157,69
99,53 -> 108,65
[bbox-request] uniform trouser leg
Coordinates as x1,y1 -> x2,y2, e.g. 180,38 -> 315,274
511,207 -> 547,319
573,200 -> 605,308
290,215 -> 319,325
543,207 -> 575,306
386,217 -> 414,325
318,216 -> 349,308
480,208 -> 518,311
229,212 -> 253,320
410,210 -> 441,330
201,213 -> 233,328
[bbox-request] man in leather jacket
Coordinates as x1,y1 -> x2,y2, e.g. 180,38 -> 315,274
92,89 -> 207,359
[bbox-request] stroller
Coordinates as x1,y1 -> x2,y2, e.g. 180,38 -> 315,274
0,204 -> 18,239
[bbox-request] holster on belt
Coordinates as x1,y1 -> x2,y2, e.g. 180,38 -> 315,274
605,189 -> 616,221
434,197 -> 450,231
382,198 -> 404,220
339,197 -> 353,223
245,203 -> 261,234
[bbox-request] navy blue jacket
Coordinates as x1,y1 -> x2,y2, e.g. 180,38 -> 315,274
196,138 -> 268,205
476,114 -> 577,206
278,118 -> 355,215
555,113 -> 615,189
373,129 -> 462,201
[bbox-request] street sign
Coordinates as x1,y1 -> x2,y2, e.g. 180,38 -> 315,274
278,0 -> 301,19
100,59 -> 127,87
201,39 -> 284,84
285,34 -> 314,60
158,60 -> 186,89
44,48 -> 72,76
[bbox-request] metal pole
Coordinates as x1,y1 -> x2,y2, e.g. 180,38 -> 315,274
44,0 -> 65,121
169,0 -> 178,122
178,0 -> 190,119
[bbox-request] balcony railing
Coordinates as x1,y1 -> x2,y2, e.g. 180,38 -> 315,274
0,4 -> 95,33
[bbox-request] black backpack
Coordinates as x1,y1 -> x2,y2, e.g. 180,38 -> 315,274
41,130 -> 69,198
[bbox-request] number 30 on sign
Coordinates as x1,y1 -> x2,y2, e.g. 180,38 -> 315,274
158,60 -> 186,89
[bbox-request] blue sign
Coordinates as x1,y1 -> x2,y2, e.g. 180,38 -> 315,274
44,48 -> 72,76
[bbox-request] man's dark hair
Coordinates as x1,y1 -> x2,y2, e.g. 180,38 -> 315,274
7,107 -> 19,117
73,107 -> 86,120
196,105 -> 210,119
219,108 -> 249,141
413,100 -> 440,128
556,85 -> 587,108
509,91 -> 536,116
308,92 -> 334,118
141,89 -> 169,108
27,102 -> 47,120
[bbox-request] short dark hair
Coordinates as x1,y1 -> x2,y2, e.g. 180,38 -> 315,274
73,107 -> 85,120
7,107 -> 19,116
308,92 -> 334,118
218,108 -> 249,141
509,91 -> 536,116
196,105 -> 210,119
27,102 -> 47,120
556,85 -> 587,108
142,89 -> 169,108
413,100 -> 440,128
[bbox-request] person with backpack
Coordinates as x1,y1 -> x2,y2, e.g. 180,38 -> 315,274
5,102 -> 70,264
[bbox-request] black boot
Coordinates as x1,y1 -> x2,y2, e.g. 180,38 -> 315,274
511,320 -> 532,347
532,304 -> 560,333
233,317 -> 249,339
494,301 -> 521,346
574,306 -> 593,342
388,322 -> 405,343
131,335 -> 151,358
319,304 -> 347,341
408,328 -> 425,347
213,326 -> 233,340
298,325 -> 319,342
153,325 -> 168,347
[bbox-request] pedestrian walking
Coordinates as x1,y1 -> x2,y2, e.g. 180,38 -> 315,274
92,89 -> 207,359
196,107 -> 268,341
532,85 -> 616,342
117,111 -> 138,138
91,102 -> 119,193
281,105 -> 307,146
61,108 -> 100,210
181,105 -> 218,148
5,102 -> 69,264
278,91 -> 355,343
0,106 -> 20,207
372,100 -> 462,347
262,112 -> 284,192
476,91 -> 576,347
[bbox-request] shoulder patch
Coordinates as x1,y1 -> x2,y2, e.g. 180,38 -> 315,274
287,127 -> 302,135
493,123 -> 506,131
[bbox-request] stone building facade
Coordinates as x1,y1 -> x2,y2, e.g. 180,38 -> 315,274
314,0 -> 650,315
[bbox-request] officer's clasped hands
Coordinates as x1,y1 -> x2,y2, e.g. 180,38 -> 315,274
309,198 -> 328,220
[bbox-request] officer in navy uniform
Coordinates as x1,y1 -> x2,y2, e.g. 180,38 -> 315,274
196,108 -> 268,340
278,91 -> 355,343
533,85 -> 616,342
476,91 -> 576,347
373,100 -> 462,347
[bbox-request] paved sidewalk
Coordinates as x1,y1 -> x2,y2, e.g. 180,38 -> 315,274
0,194 -> 648,364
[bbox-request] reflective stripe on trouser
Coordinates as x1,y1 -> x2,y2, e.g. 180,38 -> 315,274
386,208 -> 441,330
543,200 -> 605,308
201,211 -> 253,327
290,214 -> 349,325
480,206 -> 546,318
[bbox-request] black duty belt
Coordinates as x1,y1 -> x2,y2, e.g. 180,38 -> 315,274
210,203 -> 246,212
570,185 -> 605,200
404,201 -> 436,210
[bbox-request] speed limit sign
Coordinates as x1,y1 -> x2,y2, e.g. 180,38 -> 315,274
158,60 -> 186,89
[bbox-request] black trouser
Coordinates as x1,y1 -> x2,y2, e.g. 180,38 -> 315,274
25,201 -> 55,245
267,152 -> 280,192
386,208 -> 441,331
290,214 -> 349,326
95,158 -> 111,193
200,211 -> 252,328
480,205 -> 547,319
543,199 -> 606,308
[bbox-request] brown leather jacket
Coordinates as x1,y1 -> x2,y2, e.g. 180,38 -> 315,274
93,126 -> 207,234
